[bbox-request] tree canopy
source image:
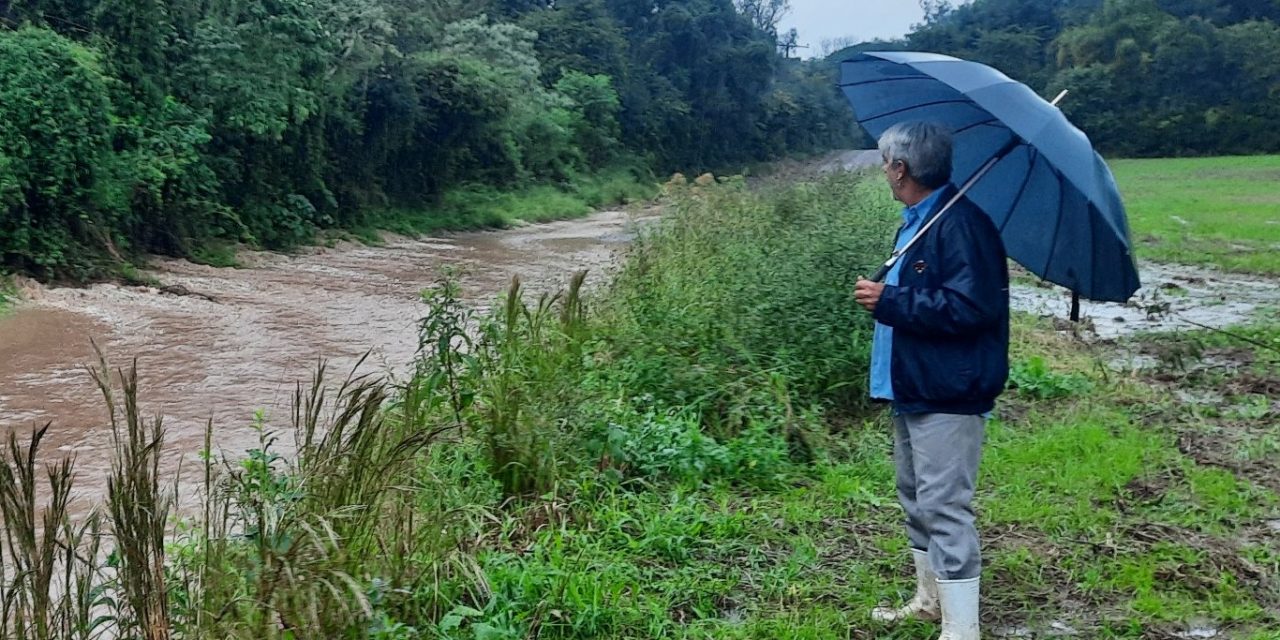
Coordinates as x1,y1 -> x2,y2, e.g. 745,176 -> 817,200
0,0 -> 857,278
884,0 -> 1280,156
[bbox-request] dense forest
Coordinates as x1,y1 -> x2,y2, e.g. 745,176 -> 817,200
837,0 -> 1280,158
3,0 -> 1279,280
0,0 -> 856,279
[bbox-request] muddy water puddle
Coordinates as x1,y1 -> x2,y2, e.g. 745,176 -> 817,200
1010,262 -> 1280,340
0,209 -> 651,509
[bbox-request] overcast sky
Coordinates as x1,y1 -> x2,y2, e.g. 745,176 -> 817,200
777,1 -> 949,58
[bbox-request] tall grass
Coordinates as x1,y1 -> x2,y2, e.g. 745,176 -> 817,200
412,268 -> 593,499
471,272 -> 589,498
0,353 -> 484,638
0,424 -> 76,639
178,357 -> 471,638
1,350 -> 184,640
91,354 -> 173,640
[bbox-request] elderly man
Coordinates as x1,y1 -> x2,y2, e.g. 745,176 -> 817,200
853,121 -> 1010,640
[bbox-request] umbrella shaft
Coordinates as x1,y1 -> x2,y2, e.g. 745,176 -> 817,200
870,261 -> 892,283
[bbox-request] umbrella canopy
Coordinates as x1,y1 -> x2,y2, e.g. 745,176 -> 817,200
839,51 -> 1140,303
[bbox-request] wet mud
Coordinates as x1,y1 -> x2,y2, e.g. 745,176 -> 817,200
1010,262 -> 1279,340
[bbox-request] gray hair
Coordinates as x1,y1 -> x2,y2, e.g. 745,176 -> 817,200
877,121 -> 954,189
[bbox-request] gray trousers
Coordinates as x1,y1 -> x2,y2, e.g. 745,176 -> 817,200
893,413 -> 985,580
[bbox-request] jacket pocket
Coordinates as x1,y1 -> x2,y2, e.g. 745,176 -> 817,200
892,336 -> 978,404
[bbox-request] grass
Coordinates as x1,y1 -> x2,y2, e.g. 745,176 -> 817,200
4,169 -> 1278,638
0,273 -> 15,315
355,167 -> 658,243
453,313 -> 1280,638
1112,155 -> 1280,274
190,242 -> 241,268
91,352 -> 174,640
118,262 -> 161,288
164,167 -> 657,265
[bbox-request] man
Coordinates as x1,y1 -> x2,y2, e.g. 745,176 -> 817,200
853,121 -> 1010,640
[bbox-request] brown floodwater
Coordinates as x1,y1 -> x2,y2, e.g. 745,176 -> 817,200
0,209 -> 651,511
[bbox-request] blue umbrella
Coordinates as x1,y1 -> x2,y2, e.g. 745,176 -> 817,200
839,51 -> 1141,305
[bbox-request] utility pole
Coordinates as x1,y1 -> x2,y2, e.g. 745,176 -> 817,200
778,28 -> 809,58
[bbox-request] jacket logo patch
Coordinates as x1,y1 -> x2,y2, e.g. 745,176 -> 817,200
913,260 -> 928,274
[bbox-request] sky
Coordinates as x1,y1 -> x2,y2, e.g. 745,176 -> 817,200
776,1 -> 932,58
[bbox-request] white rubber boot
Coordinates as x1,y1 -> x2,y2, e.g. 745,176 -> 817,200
936,576 -> 980,640
871,549 -> 940,622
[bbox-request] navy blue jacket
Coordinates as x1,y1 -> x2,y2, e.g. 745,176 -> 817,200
873,183 -> 1010,415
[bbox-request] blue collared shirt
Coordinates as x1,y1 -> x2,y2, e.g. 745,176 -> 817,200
869,188 -> 947,402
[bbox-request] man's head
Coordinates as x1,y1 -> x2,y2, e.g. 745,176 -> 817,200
878,122 -> 953,204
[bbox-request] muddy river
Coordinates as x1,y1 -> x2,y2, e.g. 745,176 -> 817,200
2,203 -> 1276,510
0,210 -> 647,509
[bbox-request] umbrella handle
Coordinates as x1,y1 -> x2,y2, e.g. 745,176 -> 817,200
870,260 -> 893,283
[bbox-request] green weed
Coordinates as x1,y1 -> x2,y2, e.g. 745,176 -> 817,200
0,273 -> 15,314
179,360 -> 463,638
0,425 -> 79,639
90,352 -> 175,640
602,173 -> 895,418
118,263 -> 160,288
1008,355 -> 1095,399
189,242 -> 241,269
468,273 -> 588,498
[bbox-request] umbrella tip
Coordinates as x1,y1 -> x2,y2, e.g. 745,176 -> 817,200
1051,89 -> 1069,107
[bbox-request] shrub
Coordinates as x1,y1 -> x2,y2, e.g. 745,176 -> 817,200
601,173 -> 895,421
1009,355 -> 1095,400
0,27 -> 120,278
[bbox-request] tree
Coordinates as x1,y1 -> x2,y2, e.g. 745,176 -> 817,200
819,35 -> 860,58
735,0 -> 789,37
0,27 -> 119,276
919,0 -> 954,25
521,0 -> 628,82
555,70 -> 622,167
